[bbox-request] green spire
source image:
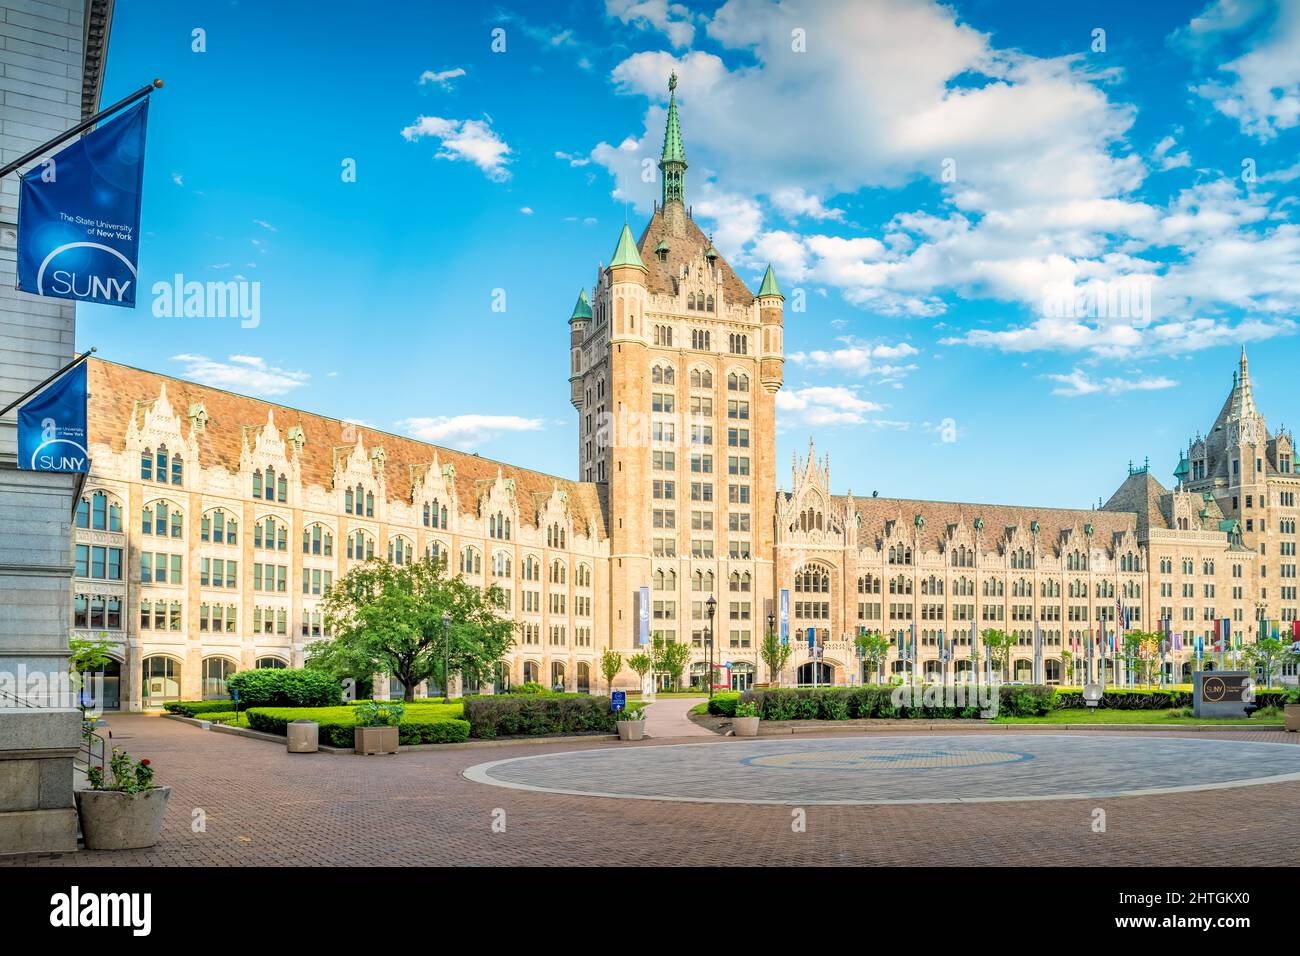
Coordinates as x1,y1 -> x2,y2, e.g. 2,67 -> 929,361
569,288 -> 592,321
757,263 -> 782,299
658,71 -> 687,206
608,222 -> 647,272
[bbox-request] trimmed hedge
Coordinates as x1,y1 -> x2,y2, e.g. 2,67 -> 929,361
225,668 -> 343,708
463,695 -> 619,738
245,704 -> 469,747
163,700 -> 237,717
1054,687 -> 1290,710
745,684 -> 1055,720
707,691 -> 742,717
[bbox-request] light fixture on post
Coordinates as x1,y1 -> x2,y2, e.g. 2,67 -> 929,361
706,595 -> 717,699
441,610 -> 452,704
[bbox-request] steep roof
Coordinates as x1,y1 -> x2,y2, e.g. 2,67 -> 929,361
832,494 -> 1136,552
86,359 -> 609,539
608,222 -> 647,272
1101,470 -> 1170,535
757,264 -> 782,298
635,209 -> 755,306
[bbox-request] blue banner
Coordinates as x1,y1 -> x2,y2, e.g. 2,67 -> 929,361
18,100 -> 149,308
779,588 -> 789,645
18,361 -> 89,472
638,586 -> 650,646
807,627 -> 815,651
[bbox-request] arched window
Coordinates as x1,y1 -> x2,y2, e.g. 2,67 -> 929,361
303,523 -> 333,556
256,656 -> 287,669
347,530 -> 374,561
492,551 -> 512,578
460,546 -> 481,575
77,490 -> 123,532
140,448 -> 154,481
156,445 -> 169,482
389,536 -> 413,565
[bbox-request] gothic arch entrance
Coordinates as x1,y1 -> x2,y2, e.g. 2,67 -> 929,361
796,662 -> 834,686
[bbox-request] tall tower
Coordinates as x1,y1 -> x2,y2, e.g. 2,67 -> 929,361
569,75 -> 784,683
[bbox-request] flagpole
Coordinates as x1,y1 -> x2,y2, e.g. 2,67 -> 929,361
0,80 -> 163,180
0,347 -> 96,418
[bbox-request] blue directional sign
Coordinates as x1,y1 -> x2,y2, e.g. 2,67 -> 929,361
611,690 -> 626,713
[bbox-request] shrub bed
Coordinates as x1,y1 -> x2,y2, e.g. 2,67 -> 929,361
225,668 -> 342,708
245,704 -> 469,747
744,684 -> 1055,720
163,700 -> 237,717
1053,687 -> 1290,710
706,691 -> 742,717
463,695 -> 618,738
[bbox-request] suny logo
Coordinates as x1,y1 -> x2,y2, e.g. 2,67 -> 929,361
28,415 -> 88,472
49,886 -> 152,936
35,242 -> 137,305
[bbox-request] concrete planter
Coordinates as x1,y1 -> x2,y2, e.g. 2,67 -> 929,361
733,716 -> 760,737
1285,704 -> 1300,733
354,725 -> 399,755
287,720 -> 319,753
76,786 -> 171,850
616,719 -> 645,741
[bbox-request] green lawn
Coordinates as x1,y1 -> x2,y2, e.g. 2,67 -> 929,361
993,709 -> 1282,725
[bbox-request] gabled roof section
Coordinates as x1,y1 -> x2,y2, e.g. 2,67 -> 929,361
1101,470 -> 1170,536
635,209 -> 755,305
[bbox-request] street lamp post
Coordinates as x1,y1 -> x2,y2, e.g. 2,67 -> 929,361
766,612 -> 775,688
706,595 -> 717,700
441,610 -> 452,704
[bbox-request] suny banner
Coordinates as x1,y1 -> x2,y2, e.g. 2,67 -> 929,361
17,361 -> 89,472
17,100 -> 149,308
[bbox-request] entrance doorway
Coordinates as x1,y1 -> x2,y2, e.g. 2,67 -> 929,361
796,662 -> 834,685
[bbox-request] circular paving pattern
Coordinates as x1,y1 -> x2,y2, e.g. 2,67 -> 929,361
464,734 -> 1300,805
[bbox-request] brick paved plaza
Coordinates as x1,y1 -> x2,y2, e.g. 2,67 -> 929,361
5,714 -> 1300,867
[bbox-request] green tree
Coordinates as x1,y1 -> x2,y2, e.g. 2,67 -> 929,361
1242,638 -> 1298,689
982,629 -> 1018,681
854,630 -> 891,684
1122,631 -> 1161,687
1061,649 -> 1075,686
653,637 -> 693,692
600,649 -> 623,695
311,558 -> 514,702
69,635 -> 115,675
760,628 -> 793,688
627,651 -> 653,692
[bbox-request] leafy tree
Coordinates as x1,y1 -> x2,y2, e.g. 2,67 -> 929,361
69,635 -> 115,675
981,629 -> 1018,681
600,649 -> 623,694
1122,631 -> 1161,687
1242,638 -> 1298,688
653,637 -> 693,691
760,628 -> 793,688
1061,649 -> 1075,686
854,630 -> 891,684
312,558 -> 514,703
627,651 -> 653,692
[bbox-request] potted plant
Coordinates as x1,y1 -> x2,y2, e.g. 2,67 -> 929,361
354,700 -> 403,754
76,747 -> 170,850
617,705 -> 647,741
1284,687 -> 1300,733
733,700 -> 760,737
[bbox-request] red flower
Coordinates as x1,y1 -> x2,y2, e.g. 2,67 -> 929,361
140,758 -> 151,766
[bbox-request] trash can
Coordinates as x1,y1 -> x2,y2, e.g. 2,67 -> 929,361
287,720 -> 319,753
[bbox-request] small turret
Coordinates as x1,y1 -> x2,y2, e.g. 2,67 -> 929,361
568,289 -> 592,409
606,223 -> 647,343
757,263 -> 784,394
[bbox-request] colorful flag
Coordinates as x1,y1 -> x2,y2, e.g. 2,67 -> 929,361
18,100 -> 149,307
17,361 -> 88,472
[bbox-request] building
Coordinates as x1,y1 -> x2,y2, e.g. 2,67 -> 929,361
70,75 -> 1297,711
1,0 -> 115,854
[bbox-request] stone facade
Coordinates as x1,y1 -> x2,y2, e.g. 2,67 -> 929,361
1,0 -> 114,854
67,77 -> 1299,713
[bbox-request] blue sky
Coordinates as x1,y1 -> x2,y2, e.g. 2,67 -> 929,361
80,0 -> 1299,507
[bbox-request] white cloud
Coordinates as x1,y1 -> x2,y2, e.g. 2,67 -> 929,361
555,150 -> 591,167
252,219 -> 277,232
1152,135 -> 1191,171
1182,1 -> 1300,139
171,172 -> 183,186
771,187 -> 844,222
419,67 -> 466,89
789,337 -> 919,377
170,354 -> 309,397
397,414 -> 545,448
776,385 -> 883,426
606,0 -> 696,48
401,115 -> 511,181
1047,368 -> 1179,397
519,206 -> 534,215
